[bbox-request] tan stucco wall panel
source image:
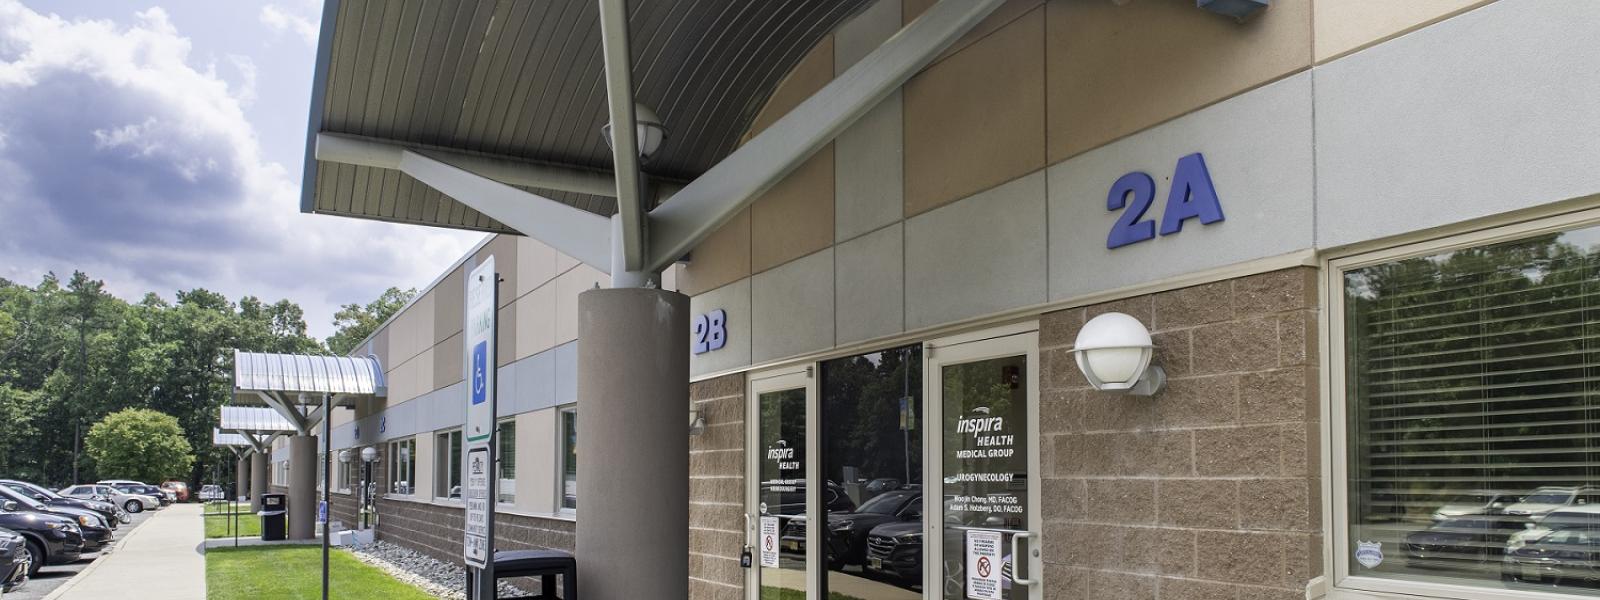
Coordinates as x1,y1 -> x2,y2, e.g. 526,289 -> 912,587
677,208 -> 751,297
751,144 -> 835,273
747,36 -> 835,138
904,0 -> 1043,63
434,268 -> 464,344
514,283 -> 556,361
1044,0 -> 1311,163
1314,0 -> 1493,63
515,236 -> 560,297
903,6 -> 1046,216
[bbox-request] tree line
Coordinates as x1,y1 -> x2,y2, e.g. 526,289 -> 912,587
0,271 -> 413,489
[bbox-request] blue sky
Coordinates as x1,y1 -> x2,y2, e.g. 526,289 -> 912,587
0,0 -> 483,340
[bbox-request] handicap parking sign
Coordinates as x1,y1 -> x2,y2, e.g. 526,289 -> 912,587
471,341 -> 488,405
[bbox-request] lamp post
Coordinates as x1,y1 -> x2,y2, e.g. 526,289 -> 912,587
359,446 -> 378,530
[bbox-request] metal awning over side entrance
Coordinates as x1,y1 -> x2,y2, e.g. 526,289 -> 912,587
231,350 -> 386,436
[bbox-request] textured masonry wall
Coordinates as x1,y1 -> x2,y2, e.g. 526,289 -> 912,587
1039,267 -> 1322,599
688,374 -> 746,600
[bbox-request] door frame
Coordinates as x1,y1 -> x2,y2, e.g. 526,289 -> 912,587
922,322 -> 1043,599
745,364 -> 820,600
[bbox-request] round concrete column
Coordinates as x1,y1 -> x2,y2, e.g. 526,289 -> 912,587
577,288 -> 689,600
288,435 -> 317,540
236,455 -> 249,502
250,451 -> 268,512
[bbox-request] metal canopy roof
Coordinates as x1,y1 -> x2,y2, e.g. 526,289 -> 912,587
213,429 -> 251,447
218,406 -> 299,434
303,0 -> 871,233
232,350 -> 386,401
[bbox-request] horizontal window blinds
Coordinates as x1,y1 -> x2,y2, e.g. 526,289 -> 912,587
1347,230 -> 1600,519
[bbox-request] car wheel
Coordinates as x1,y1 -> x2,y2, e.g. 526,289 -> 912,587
24,539 -> 43,578
124,500 -> 142,514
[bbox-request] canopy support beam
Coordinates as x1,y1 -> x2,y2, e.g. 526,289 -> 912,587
643,0 -> 1006,272
256,391 -> 310,435
597,0 -> 647,278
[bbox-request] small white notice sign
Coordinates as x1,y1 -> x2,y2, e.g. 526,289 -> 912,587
462,447 -> 491,567
759,516 -> 780,568
965,529 -> 1003,600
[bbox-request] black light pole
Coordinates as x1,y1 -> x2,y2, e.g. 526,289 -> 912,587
321,393 -> 332,600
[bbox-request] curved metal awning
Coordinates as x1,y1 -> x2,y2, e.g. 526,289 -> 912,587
302,0 -> 871,232
231,350 -> 385,436
213,429 -> 251,447
215,406 -> 301,452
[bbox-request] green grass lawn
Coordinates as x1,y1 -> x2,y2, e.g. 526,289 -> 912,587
203,511 -> 262,538
203,501 -> 245,515
207,546 -> 435,600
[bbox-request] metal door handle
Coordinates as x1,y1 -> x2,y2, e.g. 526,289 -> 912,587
1012,531 -> 1038,586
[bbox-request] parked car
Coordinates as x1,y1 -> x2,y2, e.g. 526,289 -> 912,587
1507,506 -> 1600,552
197,485 -> 225,502
160,481 -> 189,503
99,482 -> 171,507
0,527 -> 28,593
59,485 -> 157,515
0,487 -> 111,552
0,499 -> 83,578
1431,490 -> 1523,522
863,519 -> 922,585
0,481 -> 124,528
1503,527 -> 1600,587
1403,514 -> 1532,568
1503,486 -> 1600,520
783,489 -> 921,568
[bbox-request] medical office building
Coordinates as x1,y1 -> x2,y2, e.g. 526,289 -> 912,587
244,0 -> 1600,599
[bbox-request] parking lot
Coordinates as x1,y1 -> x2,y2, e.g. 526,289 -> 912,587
5,506 -> 158,600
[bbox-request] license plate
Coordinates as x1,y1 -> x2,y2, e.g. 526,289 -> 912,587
869,557 -> 883,570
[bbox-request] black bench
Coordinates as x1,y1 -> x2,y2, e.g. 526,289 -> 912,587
493,549 -> 576,600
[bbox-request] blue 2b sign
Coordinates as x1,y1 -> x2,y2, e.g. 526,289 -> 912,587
1106,153 -> 1225,249
692,309 -> 727,355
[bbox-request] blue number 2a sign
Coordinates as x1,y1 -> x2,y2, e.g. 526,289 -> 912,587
1106,153 -> 1225,249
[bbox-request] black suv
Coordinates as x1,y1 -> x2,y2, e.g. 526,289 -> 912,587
0,480 -> 124,528
0,500 -> 83,578
0,486 -> 112,552
0,526 -> 27,593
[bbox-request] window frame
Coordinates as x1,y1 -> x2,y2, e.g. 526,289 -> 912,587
388,437 -> 416,496
1325,208 -> 1600,600
435,428 -> 464,502
497,417 -> 516,505
557,405 -> 577,514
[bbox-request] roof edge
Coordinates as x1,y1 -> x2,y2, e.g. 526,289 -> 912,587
299,0 -> 342,214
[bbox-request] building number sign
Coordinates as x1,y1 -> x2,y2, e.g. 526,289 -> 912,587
691,309 -> 727,355
1106,152 -> 1225,249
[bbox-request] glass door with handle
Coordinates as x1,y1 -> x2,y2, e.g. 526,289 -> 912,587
924,325 -> 1043,600
747,367 -> 817,600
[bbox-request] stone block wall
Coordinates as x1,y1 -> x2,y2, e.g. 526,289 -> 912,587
689,374 -> 746,600
1039,267 -> 1322,599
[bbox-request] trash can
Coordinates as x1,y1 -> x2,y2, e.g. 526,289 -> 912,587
258,493 -> 287,541
492,549 -> 576,599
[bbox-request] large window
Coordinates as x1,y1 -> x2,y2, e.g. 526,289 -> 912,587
388,438 -> 415,495
436,429 -> 463,500
498,419 -> 516,504
559,406 -> 577,511
1340,223 -> 1600,595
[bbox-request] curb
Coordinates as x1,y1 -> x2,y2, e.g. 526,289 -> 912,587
39,508 -> 162,600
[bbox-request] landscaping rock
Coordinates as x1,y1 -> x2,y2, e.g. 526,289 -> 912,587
349,540 -> 528,599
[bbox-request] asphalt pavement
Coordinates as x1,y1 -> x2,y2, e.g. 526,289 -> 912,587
5,505 -> 159,600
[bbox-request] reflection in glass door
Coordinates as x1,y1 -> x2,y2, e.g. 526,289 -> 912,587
748,368 -> 814,600
926,327 -> 1041,600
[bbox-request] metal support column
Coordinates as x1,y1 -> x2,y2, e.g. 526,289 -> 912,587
250,451 -> 268,512
576,287 -> 690,600
236,454 -> 249,502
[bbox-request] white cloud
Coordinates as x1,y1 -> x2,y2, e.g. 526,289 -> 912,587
0,0 -> 482,340
259,4 -> 318,47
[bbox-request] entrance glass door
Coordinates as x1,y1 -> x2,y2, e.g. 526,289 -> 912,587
925,326 -> 1042,600
747,368 -> 814,600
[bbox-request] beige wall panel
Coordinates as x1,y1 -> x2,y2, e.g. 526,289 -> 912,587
514,409 -> 557,515
387,360 -> 409,405
1045,0 -> 1311,163
903,7 -> 1045,216
435,332 -> 464,390
747,37 -> 835,138
497,304 -> 516,367
479,235 -> 519,309
554,264 -> 606,345
388,309 -> 412,366
514,284 -> 557,360
836,0 -> 901,73
413,292 -> 436,357
1314,0 -> 1492,62
904,0 -> 1042,63
516,236 -> 560,297
835,92 -> 903,243
433,269 -> 464,344
678,208 -> 751,297
752,145 -> 835,273
413,432 -> 434,500
368,327 -> 389,370
554,252 -> 578,274
660,264 -> 679,293
415,347 -> 435,396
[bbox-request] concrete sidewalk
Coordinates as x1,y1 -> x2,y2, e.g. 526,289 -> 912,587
45,503 -> 205,600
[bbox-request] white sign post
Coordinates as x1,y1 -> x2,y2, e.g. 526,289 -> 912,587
463,256 -> 498,598
965,529 -> 1003,600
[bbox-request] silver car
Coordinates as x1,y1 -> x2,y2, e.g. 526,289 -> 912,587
59,485 -> 158,514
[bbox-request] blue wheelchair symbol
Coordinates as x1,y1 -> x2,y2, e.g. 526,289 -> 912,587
471,341 -> 488,405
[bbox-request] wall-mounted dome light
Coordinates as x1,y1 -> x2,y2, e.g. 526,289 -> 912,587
602,103 -> 668,165
1072,312 -> 1167,396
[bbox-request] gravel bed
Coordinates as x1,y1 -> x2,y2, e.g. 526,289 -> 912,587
348,540 -> 528,599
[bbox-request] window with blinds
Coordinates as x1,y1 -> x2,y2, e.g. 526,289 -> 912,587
1344,225 -> 1600,592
